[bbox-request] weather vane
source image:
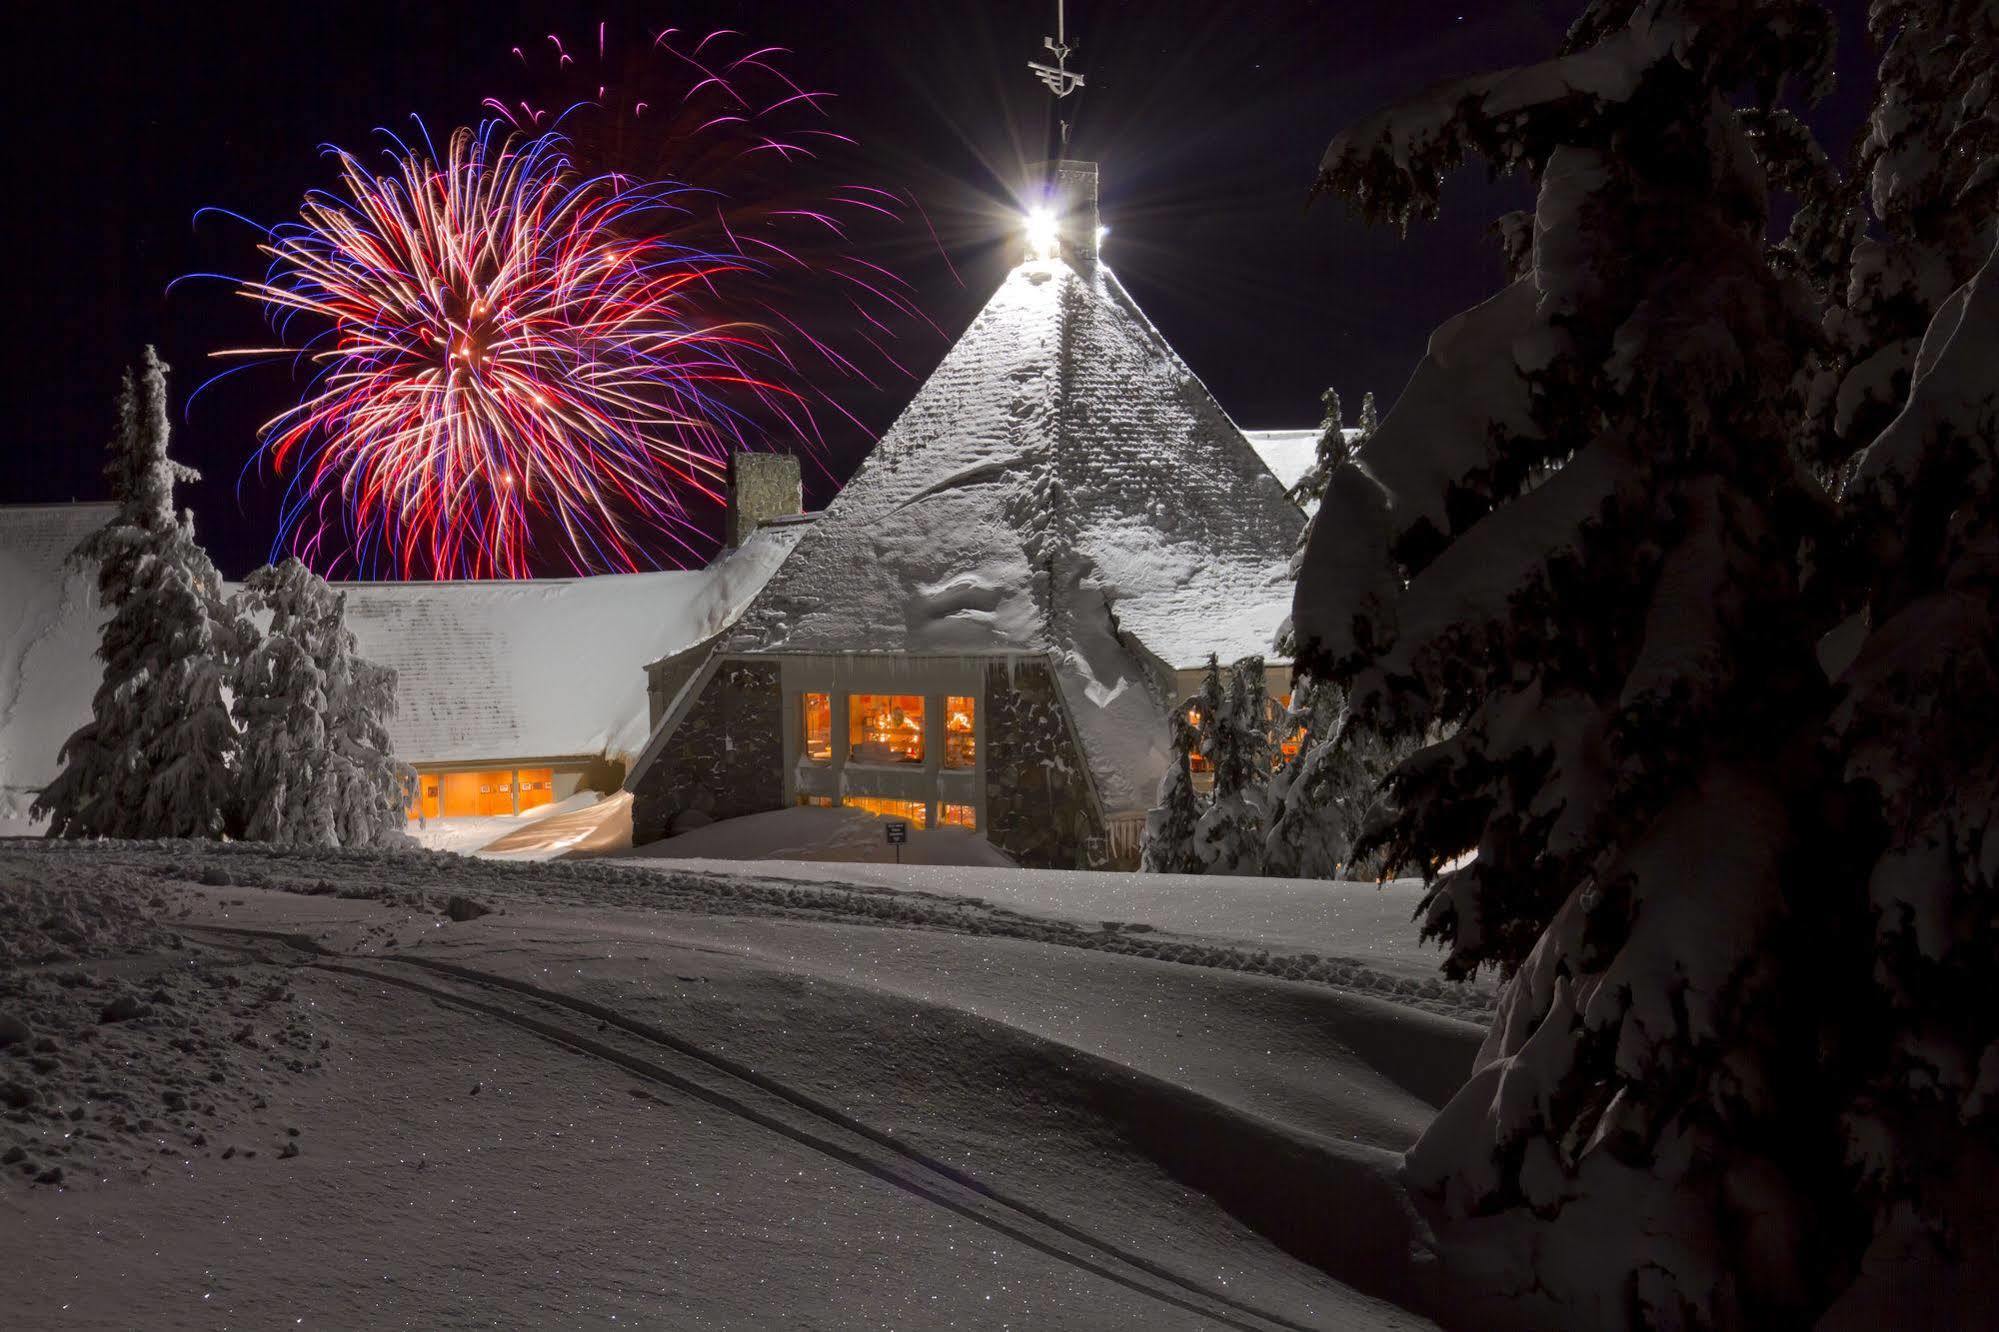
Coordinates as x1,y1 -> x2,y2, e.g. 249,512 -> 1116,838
1027,0 -> 1085,148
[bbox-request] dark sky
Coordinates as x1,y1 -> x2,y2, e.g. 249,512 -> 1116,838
7,0 -> 1874,577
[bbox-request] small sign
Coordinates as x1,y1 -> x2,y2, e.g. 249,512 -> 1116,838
885,821 -> 909,845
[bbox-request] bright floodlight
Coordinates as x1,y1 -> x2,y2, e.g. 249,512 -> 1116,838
1024,206 -> 1059,259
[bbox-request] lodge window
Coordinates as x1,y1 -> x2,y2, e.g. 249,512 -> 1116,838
406,766 -> 555,820
938,802 -> 977,831
801,693 -> 832,762
1276,694 -> 1305,764
944,696 -> 976,769
849,694 -> 925,765
845,795 -> 928,828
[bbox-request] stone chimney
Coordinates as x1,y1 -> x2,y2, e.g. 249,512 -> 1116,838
726,452 -> 803,548
1033,158 -> 1099,273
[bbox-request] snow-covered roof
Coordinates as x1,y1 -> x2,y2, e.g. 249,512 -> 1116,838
710,255 -> 1304,810
725,258 -> 1303,669
0,503 -> 800,791
1242,430 -> 1319,495
339,524 -> 797,765
0,505 -> 114,812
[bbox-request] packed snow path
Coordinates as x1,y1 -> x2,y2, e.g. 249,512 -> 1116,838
3,841 -> 1466,1328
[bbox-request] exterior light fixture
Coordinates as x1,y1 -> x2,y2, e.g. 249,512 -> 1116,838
1024,206 -> 1059,260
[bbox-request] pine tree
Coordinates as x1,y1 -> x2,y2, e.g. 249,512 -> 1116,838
1813,1 -> 1999,467
1295,3 -> 1856,1322
1194,656 -> 1268,875
35,349 -> 245,840
235,558 -> 411,847
1264,673 -> 1414,881
1834,231 -> 1999,1293
322,590 -> 413,848
1286,388 -> 1348,515
1262,673 -> 1350,878
1354,390 -> 1378,442
1831,159 -> 1999,1285
1140,711 -> 1202,874
233,559 -> 339,845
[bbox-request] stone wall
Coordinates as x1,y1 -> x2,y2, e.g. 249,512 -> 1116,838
984,659 -> 1111,870
726,454 -> 803,548
630,659 -> 784,845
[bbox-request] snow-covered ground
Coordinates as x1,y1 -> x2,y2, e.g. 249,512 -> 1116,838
623,847 -> 1459,985
633,803 -> 1020,868
3,838 -> 1459,1329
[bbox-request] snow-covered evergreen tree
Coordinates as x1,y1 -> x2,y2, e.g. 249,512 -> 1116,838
1286,388 -> 1348,515
1834,232 -> 1998,1267
1194,656 -> 1268,875
1294,3 -> 1859,1323
322,602 -> 413,848
1264,673 -> 1415,882
235,558 -> 411,848
1140,711 -> 1202,874
1814,1 -> 1999,465
233,559 -> 339,846
35,349 -> 245,840
1261,673 -> 1350,878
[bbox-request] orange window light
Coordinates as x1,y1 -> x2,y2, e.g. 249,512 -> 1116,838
801,693 -> 832,762
848,694 -> 925,766
944,696 -> 976,769
844,796 -> 928,828
938,802 -> 977,831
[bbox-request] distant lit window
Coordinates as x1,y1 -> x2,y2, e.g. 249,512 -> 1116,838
849,695 -> 925,765
796,795 -> 834,808
944,696 -> 976,768
801,693 -> 832,762
1275,693 -> 1305,765
845,796 -> 928,828
1185,705 -> 1212,773
938,803 -> 977,831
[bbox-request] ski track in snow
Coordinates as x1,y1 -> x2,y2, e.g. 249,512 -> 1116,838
2,839 -> 1454,1330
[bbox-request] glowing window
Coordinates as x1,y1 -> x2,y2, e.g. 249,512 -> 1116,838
515,767 -> 555,812
408,774 -> 442,822
844,796 -> 928,828
801,693 -> 832,762
796,795 -> 834,808
849,695 -> 925,765
938,803 -> 977,831
944,696 -> 976,769
1275,694 -> 1305,764
1185,705 -> 1212,773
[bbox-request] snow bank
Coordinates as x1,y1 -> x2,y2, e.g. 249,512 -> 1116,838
629,803 -> 1017,868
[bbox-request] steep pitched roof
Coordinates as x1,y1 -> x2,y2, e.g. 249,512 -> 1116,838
711,256 -> 1303,810
725,257 -> 1303,670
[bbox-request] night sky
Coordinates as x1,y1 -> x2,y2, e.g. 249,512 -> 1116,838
9,1 -> 1874,577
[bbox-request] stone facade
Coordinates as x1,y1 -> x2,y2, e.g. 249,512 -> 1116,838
726,454 -> 803,548
983,659 -> 1111,870
630,659 -> 784,845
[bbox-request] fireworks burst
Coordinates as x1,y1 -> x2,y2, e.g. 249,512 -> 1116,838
205,121 -> 814,579
491,22 -> 950,398
194,21 -> 944,580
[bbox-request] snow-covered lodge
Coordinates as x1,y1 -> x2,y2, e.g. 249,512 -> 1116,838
2,162 -> 1314,865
